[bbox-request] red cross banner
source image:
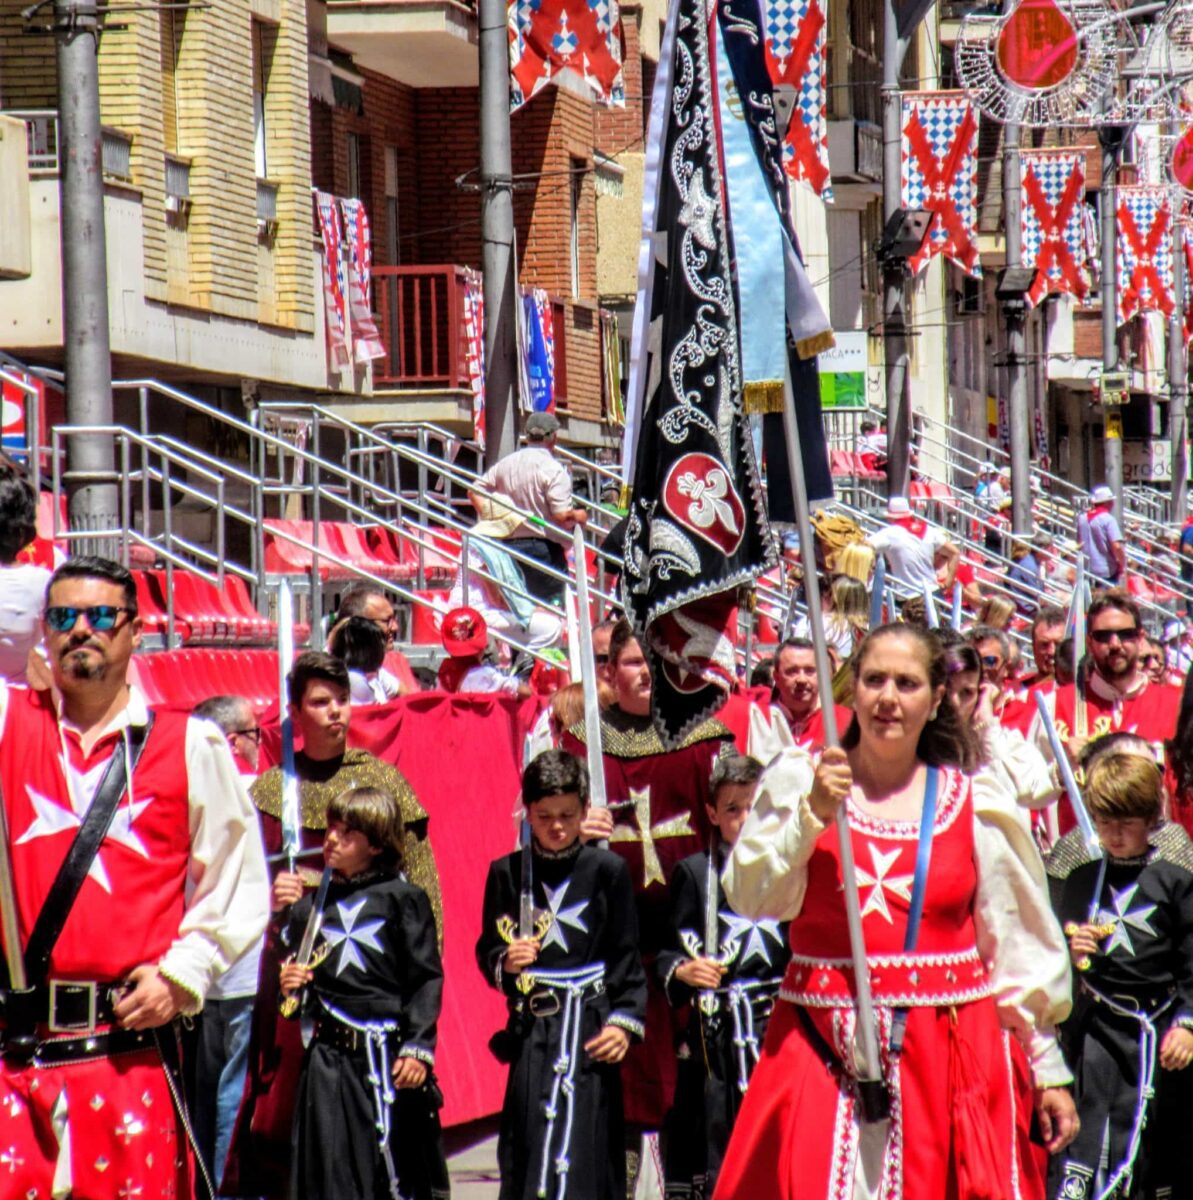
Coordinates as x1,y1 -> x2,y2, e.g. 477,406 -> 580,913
1117,186 -> 1175,326
509,0 -> 624,111
900,91 -> 981,277
1020,149 -> 1091,308
760,0 -> 832,199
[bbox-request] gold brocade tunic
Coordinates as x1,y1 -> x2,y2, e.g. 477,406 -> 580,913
252,748 -> 443,941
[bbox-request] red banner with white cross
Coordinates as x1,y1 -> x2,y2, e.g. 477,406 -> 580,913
509,0 -> 624,111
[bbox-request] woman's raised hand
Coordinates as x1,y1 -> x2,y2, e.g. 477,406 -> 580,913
809,747 -> 853,823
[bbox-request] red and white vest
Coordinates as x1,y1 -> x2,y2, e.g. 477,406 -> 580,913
0,688 -> 193,982
781,768 -> 991,1009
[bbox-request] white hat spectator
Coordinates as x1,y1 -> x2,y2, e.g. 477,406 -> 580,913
886,496 -> 912,518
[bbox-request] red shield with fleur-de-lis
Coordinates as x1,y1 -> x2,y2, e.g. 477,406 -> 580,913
661,453 -> 746,557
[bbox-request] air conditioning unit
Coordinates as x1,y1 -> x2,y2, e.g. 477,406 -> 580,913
165,193 -> 191,216
257,216 -> 279,242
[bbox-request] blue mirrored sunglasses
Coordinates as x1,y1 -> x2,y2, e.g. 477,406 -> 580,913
44,605 -> 132,633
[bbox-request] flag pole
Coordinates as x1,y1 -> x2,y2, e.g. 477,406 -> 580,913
277,578 -> 301,873
781,371 -> 887,1119
573,526 -> 609,824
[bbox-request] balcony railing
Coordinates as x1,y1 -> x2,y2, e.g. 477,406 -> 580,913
371,264 -> 571,402
373,265 -> 469,389
5,110 -> 59,176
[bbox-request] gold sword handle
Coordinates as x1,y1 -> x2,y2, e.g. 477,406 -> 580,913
277,941 -> 331,1017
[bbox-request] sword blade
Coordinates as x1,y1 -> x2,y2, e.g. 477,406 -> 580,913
518,821 -> 534,939
296,866 -> 334,964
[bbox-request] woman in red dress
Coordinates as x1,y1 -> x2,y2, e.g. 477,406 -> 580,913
714,624 -> 1078,1200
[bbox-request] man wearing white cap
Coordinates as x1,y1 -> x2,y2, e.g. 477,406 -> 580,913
865,496 -> 949,590
1078,484 -> 1125,584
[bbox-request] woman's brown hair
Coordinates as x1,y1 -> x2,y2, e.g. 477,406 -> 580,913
840,624 -> 982,773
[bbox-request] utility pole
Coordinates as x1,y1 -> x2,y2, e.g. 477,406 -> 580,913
1171,216 -> 1188,520
477,0 -> 518,466
1002,122 -> 1032,537
54,0 -> 116,537
1100,115 -> 1124,525
881,0 -> 911,500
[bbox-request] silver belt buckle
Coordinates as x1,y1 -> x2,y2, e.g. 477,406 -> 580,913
47,979 -> 98,1034
528,990 -> 561,1018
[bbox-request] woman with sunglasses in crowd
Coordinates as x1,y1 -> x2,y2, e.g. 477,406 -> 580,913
712,623 -> 1077,1200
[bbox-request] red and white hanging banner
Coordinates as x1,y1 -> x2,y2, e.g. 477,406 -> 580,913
900,91 -> 981,277
1117,186 -> 1175,326
462,268 -> 486,450
508,0 -> 624,111
760,0 -> 832,199
1020,149 -> 1091,308
315,191 -> 350,371
340,198 -> 385,363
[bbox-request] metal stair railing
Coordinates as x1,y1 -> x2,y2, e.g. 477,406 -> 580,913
118,380 -> 616,616
112,381 -> 794,673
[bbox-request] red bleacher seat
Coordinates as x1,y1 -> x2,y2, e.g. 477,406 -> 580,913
335,522 -> 407,582
133,648 -> 281,711
222,574 -> 275,641
263,519 -> 338,580
152,570 -> 224,641
132,570 -> 186,641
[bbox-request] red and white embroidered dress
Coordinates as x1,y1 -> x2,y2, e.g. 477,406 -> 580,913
0,685 -> 268,1200
713,750 -> 1072,1200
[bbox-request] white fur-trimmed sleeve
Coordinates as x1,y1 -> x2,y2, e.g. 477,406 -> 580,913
722,747 -> 826,921
971,774 -> 1074,1087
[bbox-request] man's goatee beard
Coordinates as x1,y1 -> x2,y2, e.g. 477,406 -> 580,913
64,653 -> 106,681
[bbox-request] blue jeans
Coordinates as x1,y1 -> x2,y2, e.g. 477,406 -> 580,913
193,994 -> 255,1190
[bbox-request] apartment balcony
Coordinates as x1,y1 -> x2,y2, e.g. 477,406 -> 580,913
325,0 -> 478,88
372,264 -> 569,396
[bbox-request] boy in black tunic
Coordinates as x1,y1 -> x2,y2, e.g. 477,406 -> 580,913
476,749 -> 647,1200
656,753 -> 791,1200
1047,746 -> 1193,1200
274,786 -> 448,1200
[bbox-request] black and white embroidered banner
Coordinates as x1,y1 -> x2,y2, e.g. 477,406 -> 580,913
622,0 -> 832,744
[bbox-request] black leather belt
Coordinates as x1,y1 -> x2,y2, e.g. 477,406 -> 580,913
1,979 -> 125,1036
314,1018 -> 391,1055
31,1026 -> 156,1067
525,977 -> 605,1019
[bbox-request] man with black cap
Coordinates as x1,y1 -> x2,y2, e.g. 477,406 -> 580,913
469,411 -> 588,604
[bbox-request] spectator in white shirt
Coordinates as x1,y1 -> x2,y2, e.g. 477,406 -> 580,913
866,496 -> 949,591
0,469 -> 51,684
468,411 -> 588,604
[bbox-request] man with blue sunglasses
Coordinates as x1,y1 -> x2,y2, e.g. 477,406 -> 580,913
0,555 -> 268,1200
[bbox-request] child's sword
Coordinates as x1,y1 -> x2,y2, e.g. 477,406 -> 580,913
279,866 -> 334,1017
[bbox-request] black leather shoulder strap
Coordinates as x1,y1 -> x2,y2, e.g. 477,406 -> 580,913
24,713 -> 156,984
